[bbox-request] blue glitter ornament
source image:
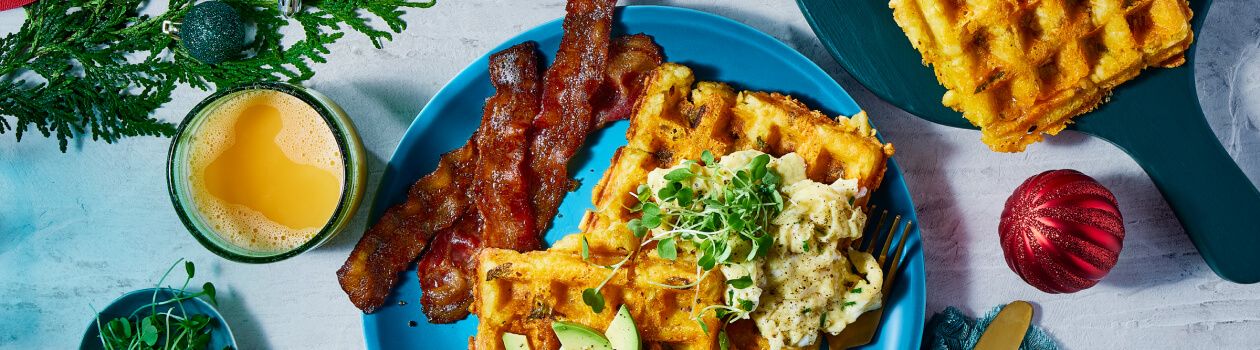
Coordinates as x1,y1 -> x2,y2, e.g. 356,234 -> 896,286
179,1 -> 245,64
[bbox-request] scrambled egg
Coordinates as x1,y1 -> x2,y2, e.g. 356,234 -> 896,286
647,150 -> 884,350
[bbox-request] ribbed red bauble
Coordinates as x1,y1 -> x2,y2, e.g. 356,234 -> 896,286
1000,169 -> 1125,293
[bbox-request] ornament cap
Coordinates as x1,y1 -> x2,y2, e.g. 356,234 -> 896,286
161,20 -> 182,39
278,0 -> 302,18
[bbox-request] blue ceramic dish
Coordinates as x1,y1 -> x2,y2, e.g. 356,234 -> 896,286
363,5 -> 925,349
81,288 -> 236,350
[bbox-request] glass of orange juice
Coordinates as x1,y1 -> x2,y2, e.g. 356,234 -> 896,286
167,82 -> 366,263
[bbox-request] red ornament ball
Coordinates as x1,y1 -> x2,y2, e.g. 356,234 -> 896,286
999,169 -> 1125,293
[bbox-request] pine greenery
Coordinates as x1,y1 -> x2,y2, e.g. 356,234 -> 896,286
0,0 -> 433,151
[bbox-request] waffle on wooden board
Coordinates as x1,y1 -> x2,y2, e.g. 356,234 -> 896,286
473,63 -> 894,349
889,0 -> 1194,152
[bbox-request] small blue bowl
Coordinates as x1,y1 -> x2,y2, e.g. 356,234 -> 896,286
81,288 -> 236,350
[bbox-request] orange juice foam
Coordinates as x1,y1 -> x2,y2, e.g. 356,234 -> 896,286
188,89 -> 344,253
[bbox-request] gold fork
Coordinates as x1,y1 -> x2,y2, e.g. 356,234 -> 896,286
827,208 -> 914,349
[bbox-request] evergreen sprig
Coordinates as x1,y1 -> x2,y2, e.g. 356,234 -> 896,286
0,0 -> 433,151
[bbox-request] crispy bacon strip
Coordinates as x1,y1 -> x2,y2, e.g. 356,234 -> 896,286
340,0 -> 653,317
417,43 -> 542,323
417,211 -> 482,324
593,34 -> 663,126
528,0 -> 618,231
417,5 -> 634,323
339,43 -> 542,314
337,140 -> 476,313
415,36 -> 658,323
476,43 -> 544,251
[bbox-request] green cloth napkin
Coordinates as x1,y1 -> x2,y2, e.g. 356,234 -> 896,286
923,304 -> 1058,350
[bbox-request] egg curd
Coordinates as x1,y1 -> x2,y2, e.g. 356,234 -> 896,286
644,150 -> 883,350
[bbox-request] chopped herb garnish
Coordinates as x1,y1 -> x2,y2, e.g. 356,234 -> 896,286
850,287 -> 863,294
728,275 -> 754,289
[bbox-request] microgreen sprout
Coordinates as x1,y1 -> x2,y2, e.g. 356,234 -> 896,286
92,259 -> 227,350
583,151 -> 787,329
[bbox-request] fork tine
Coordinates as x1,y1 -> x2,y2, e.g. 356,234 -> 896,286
876,215 -> 901,265
883,220 -> 914,292
864,210 -> 888,254
829,215 -> 913,350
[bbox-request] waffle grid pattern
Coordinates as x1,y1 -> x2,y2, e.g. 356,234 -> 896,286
567,63 -> 894,254
890,0 -> 1194,152
473,248 -> 725,350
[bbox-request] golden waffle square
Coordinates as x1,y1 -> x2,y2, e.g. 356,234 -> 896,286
558,62 -> 894,255
472,248 -> 724,350
889,0 -> 1194,152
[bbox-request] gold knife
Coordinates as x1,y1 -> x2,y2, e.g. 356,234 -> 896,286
973,301 -> 1034,350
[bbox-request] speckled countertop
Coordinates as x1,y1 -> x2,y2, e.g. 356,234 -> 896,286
2,0 -> 1258,348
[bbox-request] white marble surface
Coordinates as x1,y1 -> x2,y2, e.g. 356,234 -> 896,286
2,0 -> 1259,349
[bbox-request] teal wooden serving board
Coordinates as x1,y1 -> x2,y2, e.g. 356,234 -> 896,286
796,0 -> 1260,283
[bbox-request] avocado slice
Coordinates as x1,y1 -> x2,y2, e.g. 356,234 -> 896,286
502,332 -> 530,350
605,305 -> 641,350
552,321 -> 612,350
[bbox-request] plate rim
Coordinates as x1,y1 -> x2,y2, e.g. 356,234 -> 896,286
362,5 -> 925,349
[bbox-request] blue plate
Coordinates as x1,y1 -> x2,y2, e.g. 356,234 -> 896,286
364,5 -> 925,349
81,288 -> 236,349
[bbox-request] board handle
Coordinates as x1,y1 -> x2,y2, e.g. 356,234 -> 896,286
1075,61 -> 1260,283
